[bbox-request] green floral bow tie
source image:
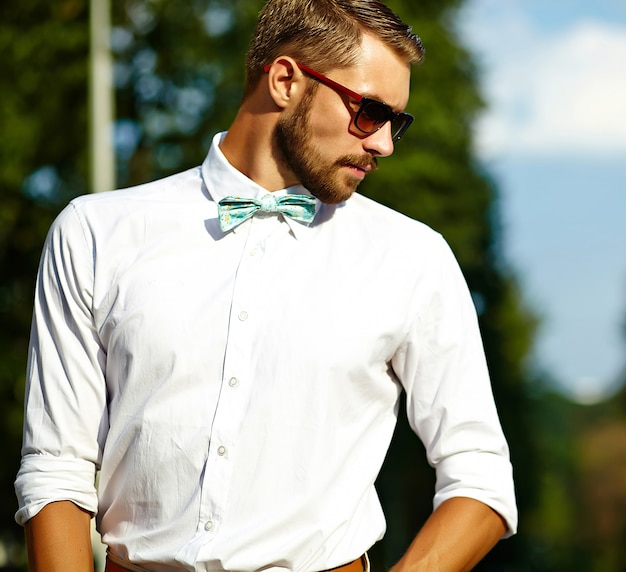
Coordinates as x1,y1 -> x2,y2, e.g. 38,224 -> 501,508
218,194 -> 317,232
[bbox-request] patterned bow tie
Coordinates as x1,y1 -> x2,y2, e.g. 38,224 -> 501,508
217,194 -> 317,232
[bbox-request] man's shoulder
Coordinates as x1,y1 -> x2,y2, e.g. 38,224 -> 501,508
48,166 -> 207,244
69,166 -> 204,214
341,192 -> 441,242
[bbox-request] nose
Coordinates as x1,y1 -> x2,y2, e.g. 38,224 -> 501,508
363,121 -> 395,157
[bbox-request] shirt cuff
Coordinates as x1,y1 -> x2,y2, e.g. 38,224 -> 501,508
433,450 -> 518,538
14,453 -> 98,526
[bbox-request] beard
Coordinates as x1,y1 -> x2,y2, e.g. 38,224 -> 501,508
273,88 -> 378,205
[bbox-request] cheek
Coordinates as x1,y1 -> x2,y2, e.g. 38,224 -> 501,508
308,94 -> 352,142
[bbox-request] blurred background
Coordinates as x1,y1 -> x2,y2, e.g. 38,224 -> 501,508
1,0 -> 625,570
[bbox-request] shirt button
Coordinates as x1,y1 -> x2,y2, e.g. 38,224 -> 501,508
250,248 -> 260,257
204,520 -> 214,531
238,311 -> 248,321
217,446 -> 227,456
228,377 -> 239,387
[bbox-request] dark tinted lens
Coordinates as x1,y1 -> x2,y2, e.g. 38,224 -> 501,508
391,113 -> 414,141
356,100 -> 414,141
356,100 -> 392,133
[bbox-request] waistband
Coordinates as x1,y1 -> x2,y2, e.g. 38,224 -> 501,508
105,553 -> 369,572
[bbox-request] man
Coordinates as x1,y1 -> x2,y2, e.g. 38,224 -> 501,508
16,0 -> 517,570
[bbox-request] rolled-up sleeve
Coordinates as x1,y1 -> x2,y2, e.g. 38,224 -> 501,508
15,203 -> 108,525
392,235 -> 518,536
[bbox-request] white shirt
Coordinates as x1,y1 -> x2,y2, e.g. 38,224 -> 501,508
16,132 -> 517,572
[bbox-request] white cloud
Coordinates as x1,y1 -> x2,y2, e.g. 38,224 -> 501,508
459,7 -> 626,159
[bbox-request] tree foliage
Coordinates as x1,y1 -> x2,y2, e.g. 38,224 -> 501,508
0,2 -> 91,567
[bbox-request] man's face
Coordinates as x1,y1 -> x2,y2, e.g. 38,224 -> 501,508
273,86 -> 377,204
273,34 -> 411,204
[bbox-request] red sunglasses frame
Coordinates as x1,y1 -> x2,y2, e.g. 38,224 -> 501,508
262,62 -> 413,141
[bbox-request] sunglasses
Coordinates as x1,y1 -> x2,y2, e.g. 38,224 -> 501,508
263,62 -> 414,142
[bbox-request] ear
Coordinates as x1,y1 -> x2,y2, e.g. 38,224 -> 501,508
265,57 -> 306,110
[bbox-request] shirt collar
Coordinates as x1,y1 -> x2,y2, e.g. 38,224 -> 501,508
201,131 -> 321,238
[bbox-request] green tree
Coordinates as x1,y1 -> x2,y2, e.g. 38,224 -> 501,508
0,1 -> 540,569
0,3 -> 90,567
111,0 -> 260,187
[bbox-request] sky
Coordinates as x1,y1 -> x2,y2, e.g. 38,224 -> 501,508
455,0 -> 626,402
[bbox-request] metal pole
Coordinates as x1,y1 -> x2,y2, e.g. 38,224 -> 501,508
89,0 -> 115,193
88,6 -> 114,567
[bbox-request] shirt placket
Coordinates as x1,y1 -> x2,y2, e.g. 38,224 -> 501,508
197,215 -> 288,543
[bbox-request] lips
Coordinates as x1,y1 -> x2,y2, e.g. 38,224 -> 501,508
338,155 -> 378,182
348,163 -> 372,174
344,157 -> 377,173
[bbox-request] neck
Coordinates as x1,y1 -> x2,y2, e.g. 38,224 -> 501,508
220,102 -> 298,192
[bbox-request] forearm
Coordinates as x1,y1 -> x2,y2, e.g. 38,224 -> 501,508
25,500 -> 94,572
390,497 -> 507,572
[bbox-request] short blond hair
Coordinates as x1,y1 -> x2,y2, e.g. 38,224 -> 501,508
244,0 -> 424,97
